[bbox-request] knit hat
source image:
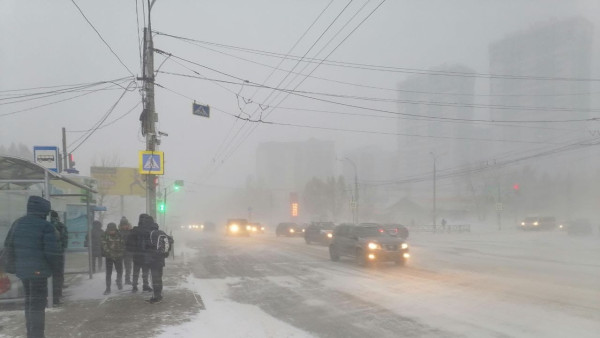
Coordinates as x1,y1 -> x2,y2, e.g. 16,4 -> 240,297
119,216 -> 130,227
106,222 -> 118,231
138,213 -> 154,226
50,210 -> 59,218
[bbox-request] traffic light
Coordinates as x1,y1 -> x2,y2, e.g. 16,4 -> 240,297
174,180 -> 184,191
157,200 -> 166,213
513,183 -> 520,192
68,153 -> 75,168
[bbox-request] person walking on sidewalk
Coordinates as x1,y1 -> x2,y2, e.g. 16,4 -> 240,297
118,217 -> 133,285
85,221 -> 104,273
142,222 -> 173,304
50,210 -> 68,305
102,222 -> 125,295
126,214 -> 152,293
9,196 -> 61,338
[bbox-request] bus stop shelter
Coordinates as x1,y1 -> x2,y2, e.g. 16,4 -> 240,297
0,155 -> 98,306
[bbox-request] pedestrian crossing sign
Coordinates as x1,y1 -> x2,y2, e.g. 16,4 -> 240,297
138,151 -> 164,175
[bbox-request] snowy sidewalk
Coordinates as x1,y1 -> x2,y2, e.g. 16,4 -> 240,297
0,251 -> 203,338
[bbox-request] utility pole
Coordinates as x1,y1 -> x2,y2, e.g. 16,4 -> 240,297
430,152 -> 438,232
142,0 -> 158,219
61,127 -> 68,172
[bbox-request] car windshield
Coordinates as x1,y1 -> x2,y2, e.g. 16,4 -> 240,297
355,227 -> 388,238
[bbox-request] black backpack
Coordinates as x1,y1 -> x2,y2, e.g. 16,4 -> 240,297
149,230 -> 173,258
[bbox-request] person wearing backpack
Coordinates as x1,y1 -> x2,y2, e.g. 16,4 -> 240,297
126,214 -> 153,293
143,222 -> 173,304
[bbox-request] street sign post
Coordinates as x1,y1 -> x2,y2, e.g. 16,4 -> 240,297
33,146 -> 59,172
138,151 -> 164,175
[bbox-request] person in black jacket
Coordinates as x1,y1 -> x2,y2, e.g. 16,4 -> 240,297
85,221 -> 104,273
143,222 -> 168,304
50,210 -> 68,305
9,196 -> 61,338
126,214 -> 152,293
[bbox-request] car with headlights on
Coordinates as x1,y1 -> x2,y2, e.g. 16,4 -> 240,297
275,222 -> 303,237
304,222 -> 335,245
329,223 -> 410,266
226,218 -> 251,236
519,216 -> 556,231
248,222 -> 266,234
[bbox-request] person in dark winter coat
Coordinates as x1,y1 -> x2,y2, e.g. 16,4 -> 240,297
9,196 -> 61,338
50,210 -> 68,305
143,222 -> 166,303
118,217 -> 133,285
85,221 -> 104,273
126,214 -> 152,293
102,223 -> 124,295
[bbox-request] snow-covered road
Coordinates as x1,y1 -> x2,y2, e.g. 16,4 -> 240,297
164,229 -> 600,338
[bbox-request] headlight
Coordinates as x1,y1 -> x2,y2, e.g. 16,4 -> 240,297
252,227 -> 257,232
289,229 -> 295,233
261,227 -> 265,231
188,225 -> 192,229
368,253 -> 376,260
368,242 -> 380,250
302,229 -> 305,232
327,233 -> 333,238
201,225 -> 204,229
403,253 -> 410,259
533,222 -> 539,226
559,224 -> 563,229
521,222 -> 525,226
230,224 -> 239,232
401,243 -> 408,250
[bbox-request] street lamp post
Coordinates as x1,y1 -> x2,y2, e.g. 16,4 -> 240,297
339,157 -> 359,224
430,152 -> 438,233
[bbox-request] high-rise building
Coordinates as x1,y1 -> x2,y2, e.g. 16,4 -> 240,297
396,64 -> 479,180
256,139 -> 336,192
489,18 -> 593,152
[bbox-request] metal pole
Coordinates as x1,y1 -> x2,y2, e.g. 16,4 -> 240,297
143,2 -> 157,219
62,127 -> 68,172
87,192 -> 93,280
433,157 -> 436,232
164,187 -> 167,231
44,171 -> 54,308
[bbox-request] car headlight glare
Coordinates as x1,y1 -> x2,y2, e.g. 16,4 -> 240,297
327,233 -> 333,238
368,242 -> 379,250
290,229 -> 295,233
521,222 -> 525,226
533,222 -> 539,226
401,243 -> 408,250
230,224 -> 239,232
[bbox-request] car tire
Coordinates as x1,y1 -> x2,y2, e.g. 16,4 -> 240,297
329,245 -> 340,261
355,249 -> 366,266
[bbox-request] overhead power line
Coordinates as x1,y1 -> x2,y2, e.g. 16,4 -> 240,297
157,70 -> 598,124
69,0 -> 135,77
155,31 -> 600,83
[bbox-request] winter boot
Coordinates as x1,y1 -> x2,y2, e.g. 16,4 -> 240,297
132,285 -> 138,293
103,288 -> 111,295
116,280 -> 123,291
142,285 -> 153,292
146,295 -> 163,304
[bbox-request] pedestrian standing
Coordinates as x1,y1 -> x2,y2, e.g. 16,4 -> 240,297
102,222 -> 124,295
142,222 -> 173,303
9,196 -> 61,338
118,217 -> 133,285
85,221 -> 104,273
126,214 -> 152,293
50,210 -> 68,305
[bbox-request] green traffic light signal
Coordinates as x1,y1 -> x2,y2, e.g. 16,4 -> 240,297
158,201 -> 166,213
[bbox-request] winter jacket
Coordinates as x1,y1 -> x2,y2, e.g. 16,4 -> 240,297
85,222 -> 104,257
51,219 -> 69,252
102,231 -> 124,260
11,196 -> 61,280
141,223 -> 166,268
